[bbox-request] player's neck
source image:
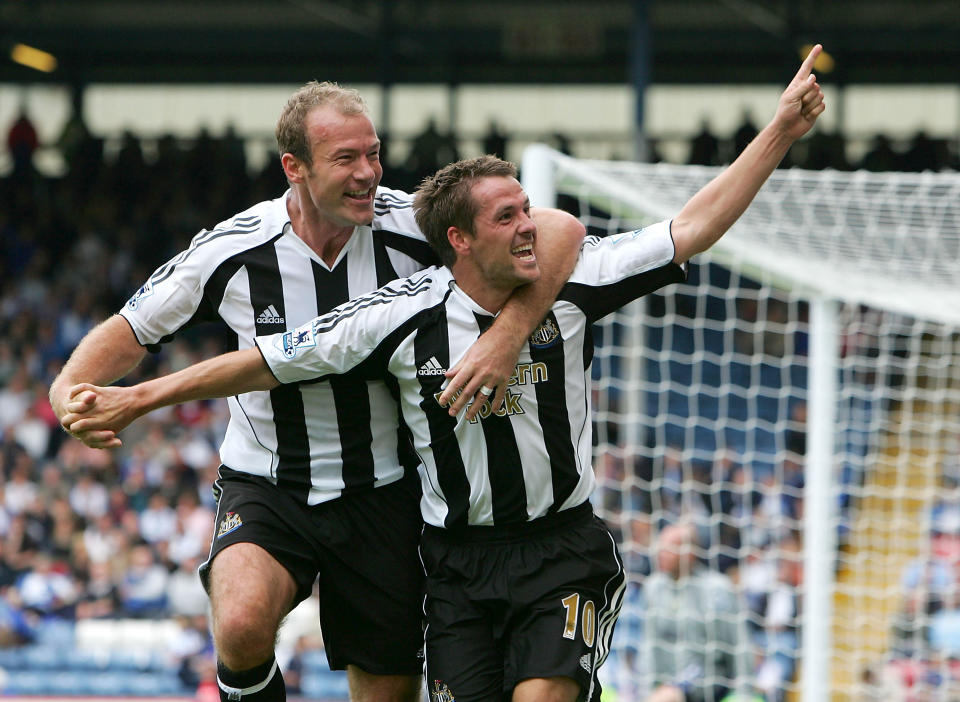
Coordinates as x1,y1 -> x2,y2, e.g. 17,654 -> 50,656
450,265 -> 513,315
286,191 -> 355,267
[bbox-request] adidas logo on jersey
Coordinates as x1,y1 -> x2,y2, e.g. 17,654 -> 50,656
256,305 -> 285,325
418,356 -> 447,377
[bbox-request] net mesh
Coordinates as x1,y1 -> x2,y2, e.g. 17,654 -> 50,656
529,150 -> 960,701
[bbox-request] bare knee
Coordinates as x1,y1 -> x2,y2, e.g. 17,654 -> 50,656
346,666 -> 421,702
208,544 -> 297,671
213,607 -> 278,669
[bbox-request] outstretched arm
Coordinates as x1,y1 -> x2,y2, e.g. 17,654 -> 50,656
438,206 -> 585,418
49,315 -> 148,447
671,44 -> 826,264
61,347 -> 277,448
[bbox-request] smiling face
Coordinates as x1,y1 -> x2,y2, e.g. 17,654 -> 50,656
293,105 -> 383,229
457,175 -> 540,296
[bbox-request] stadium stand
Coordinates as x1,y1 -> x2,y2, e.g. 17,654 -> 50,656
0,105 -> 956,700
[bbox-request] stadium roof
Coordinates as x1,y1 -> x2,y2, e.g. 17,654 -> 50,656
2,0 -> 958,86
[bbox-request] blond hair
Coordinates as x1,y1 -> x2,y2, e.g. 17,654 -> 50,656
275,81 -> 368,166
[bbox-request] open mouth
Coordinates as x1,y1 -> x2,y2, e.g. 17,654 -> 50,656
511,242 -> 535,260
345,188 -> 373,202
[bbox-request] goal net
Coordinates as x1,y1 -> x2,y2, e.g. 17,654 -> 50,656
522,145 -> 960,702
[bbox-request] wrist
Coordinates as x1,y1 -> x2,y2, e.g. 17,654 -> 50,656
765,118 -> 801,148
489,312 -> 528,349
131,380 -> 158,419
49,377 -> 74,419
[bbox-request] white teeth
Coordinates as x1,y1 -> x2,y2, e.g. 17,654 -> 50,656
512,244 -> 533,256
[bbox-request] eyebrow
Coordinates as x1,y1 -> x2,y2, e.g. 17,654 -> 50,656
329,140 -> 380,158
492,198 -> 530,219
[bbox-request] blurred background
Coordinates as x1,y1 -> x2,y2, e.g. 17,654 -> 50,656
2,0 -> 959,177
0,1 -> 958,700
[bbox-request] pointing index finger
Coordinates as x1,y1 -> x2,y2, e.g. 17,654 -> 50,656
794,43 -> 822,82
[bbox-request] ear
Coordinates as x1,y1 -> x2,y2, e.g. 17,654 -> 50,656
281,153 -> 306,184
447,226 -> 472,258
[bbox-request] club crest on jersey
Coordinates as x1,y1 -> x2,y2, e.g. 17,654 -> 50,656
216,511 -> 243,539
431,680 -> 455,702
126,280 -> 155,311
529,317 -> 560,348
278,326 -> 316,358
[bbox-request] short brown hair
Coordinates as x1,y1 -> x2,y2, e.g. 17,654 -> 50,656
413,155 -> 518,267
275,81 -> 368,167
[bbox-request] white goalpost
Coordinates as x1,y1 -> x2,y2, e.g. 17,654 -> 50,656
522,145 -> 960,702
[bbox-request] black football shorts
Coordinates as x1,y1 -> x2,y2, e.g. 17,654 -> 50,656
419,502 -> 625,701
201,466 -> 424,675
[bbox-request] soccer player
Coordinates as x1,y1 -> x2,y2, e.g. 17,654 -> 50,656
49,81 -> 585,702
62,45 -> 825,701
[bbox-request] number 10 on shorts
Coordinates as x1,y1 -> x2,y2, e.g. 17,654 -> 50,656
561,593 -> 596,646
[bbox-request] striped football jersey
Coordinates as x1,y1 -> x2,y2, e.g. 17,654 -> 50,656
257,220 -> 685,527
120,186 -> 438,505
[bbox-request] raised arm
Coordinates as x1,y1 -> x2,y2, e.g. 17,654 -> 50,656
438,206 -> 585,418
49,315 -> 148,446
61,347 -> 277,448
671,44 -> 826,264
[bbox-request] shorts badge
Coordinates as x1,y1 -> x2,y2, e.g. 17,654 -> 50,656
431,680 -> 455,701
216,511 -> 243,539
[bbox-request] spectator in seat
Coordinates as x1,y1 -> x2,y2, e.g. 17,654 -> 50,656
14,551 -> 79,618
118,541 -> 169,617
641,521 -> 753,702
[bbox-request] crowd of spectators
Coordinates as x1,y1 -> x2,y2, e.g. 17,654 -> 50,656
0,106 -> 289,693
873,455 -> 960,700
1,101 -> 957,699
681,113 -> 958,173
595,438 -> 805,702
592,360 -> 956,700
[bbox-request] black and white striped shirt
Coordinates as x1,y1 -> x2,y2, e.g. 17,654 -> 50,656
120,187 -> 438,505
257,220 -> 686,528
